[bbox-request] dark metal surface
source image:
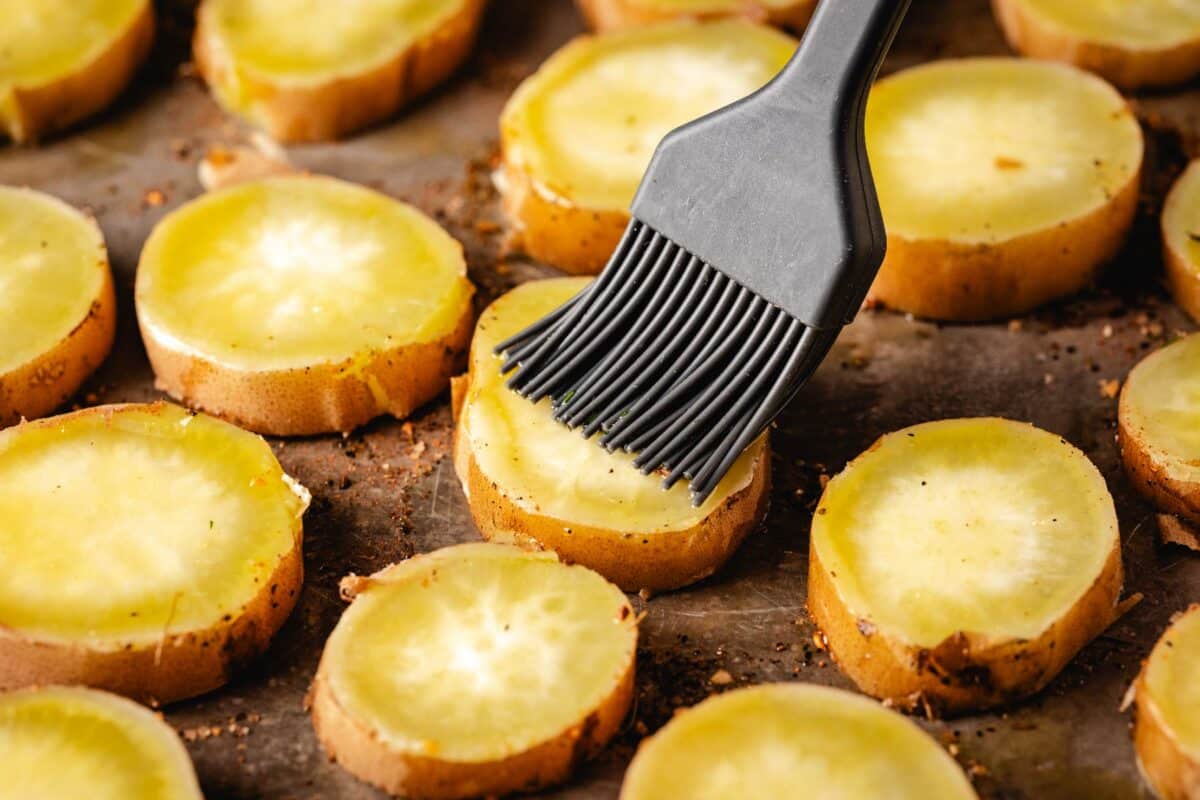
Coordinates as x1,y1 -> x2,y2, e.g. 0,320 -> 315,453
2,1 -> 1199,797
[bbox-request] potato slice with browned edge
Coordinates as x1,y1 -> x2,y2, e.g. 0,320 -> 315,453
1164,160 -> 1200,324
1132,606 -> 1200,800
136,175 -> 474,436
577,0 -> 816,32
0,685 -> 202,800
452,278 -> 769,593
0,0 -> 154,143
0,186 -> 115,427
194,0 -> 485,143
498,20 -> 795,274
621,684 -> 978,799
1119,333 -> 1200,533
311,543 -> 637,800
993,0 -> 1200,89
866,58 -> 1142,321
810,418 -> 1122,715
0,403 -> 308,705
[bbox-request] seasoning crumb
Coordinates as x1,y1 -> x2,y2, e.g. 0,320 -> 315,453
1098,379 -> 1120,399
709,669 -> 733,686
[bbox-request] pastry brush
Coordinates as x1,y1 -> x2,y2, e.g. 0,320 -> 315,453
496,0 -> 910,505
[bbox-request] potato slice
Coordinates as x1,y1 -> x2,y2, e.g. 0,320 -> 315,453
1164,161 -> 1200,324
992,0 -> 1200,89
498,20 -> 795,274
311,543 -> 637,799
0,0 -> 153,143
621,684 -> 978,799
452,278 -> 769,593
0,403 -> 308,704
865,58 -> 1142,321
1118,333 -> 1200,527
0,685 -> 202,799
577,0 -> 816,32
136,175 -> 473,436
809,418 -> 1122,715
1132,606 -> 1200,800
0,186 -> 115,427
194,0 -> 485,143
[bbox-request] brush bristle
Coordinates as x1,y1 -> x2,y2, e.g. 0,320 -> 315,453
495,221 -> 834,505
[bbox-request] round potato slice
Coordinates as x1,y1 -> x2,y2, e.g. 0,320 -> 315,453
0,685 -> 202,800
498,20 -> 795,274
1132,606 -> 1200,800
621,684 -> 978,800
0,402 -> 308,704
809,418 -> 1123,715
194,0 -> 485,143
1118,333 -> 1200,527
992,0 -> 1200,89
0,186 -> 115,427
1163,160 -> 1200,324
577,0 -> 816,32
865,58 -> 1142,321
452,278 -> 769,593
136,175 -> 474,436
311,543 -> 637,800
0,0 -> 154,143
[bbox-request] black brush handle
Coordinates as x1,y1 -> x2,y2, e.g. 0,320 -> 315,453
768,0 -> 911,319
772,0 -> 909,122
631,0 -> 910,329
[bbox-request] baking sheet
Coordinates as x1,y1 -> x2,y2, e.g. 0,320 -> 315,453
2,1 -> 1199,797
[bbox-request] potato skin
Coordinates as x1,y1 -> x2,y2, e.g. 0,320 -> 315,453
1132,608 -> 1200,800
310,560 -> 636,800
311,656 -> 633,800
497,159 -> 630,276
0,264 -> 116,428
139,293 -> 472,437
194,0 -> 485,143
1118,386 -> 1200,527
454,421 -> 769,593
808,535 -> 1123,716
1164,162 -> 1200,325
451,372 -> 770,593
867,167 -> 1140,321
576,0 -> 815,32
0,418 -> 304,706
991,0 -> 1200,90
3,2 -> 154,143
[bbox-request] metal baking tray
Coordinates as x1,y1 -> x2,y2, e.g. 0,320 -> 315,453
2,1 -> 1197,797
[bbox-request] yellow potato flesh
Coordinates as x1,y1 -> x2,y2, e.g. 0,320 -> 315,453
0,187 -> 106,377
324,543 -> 635,762
1144,608 -> 1200,760
502,20 -> 795,211
202,0 -> 468,83
1165,161 -> 1200,276
621,684 -> 976,800
812,418 -> 1117,647
464,278 -> 763,532
866,58 -> 1142,243
1012,0 -> 1200,49
0,404 -> 306,646
0,0 -> 145,89
137,176 -> 470,371
0,686 -> 201,800
1123,334 -> 1200,485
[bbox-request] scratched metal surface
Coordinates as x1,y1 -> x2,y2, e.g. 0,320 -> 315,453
2,1 -> 1199,797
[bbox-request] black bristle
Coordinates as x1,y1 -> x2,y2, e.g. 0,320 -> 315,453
496,221 -> 831,505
